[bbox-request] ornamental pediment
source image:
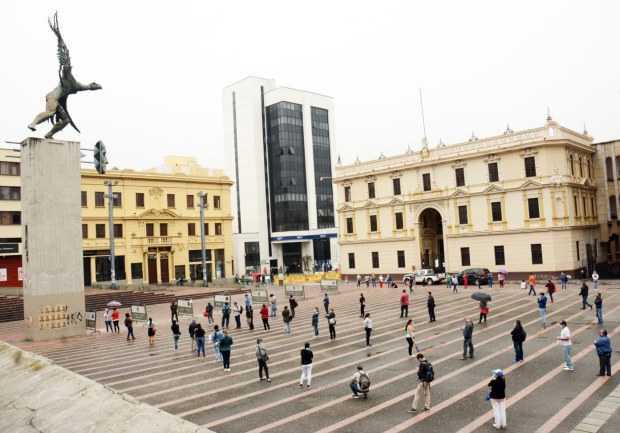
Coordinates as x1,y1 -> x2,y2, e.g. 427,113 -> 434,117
450,188 -> 468,198
361,200 -> 378,209
482,184 -> 504,194
136,208 -> 179,219
580,178 -> 594,187
519,179 -> 543,190
338,203 -> 355,212
388,197 -> 405,206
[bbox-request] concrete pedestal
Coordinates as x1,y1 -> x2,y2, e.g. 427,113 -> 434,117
21,137 -> 85,341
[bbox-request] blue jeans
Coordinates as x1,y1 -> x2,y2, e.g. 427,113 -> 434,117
350,383 -> 361,395
538,308 -> 547,326
563,345 -> 573,369
284,321 -> 291,335
596,307 -> 603,324
213,343 -> 222,361
196,336 -> 205,357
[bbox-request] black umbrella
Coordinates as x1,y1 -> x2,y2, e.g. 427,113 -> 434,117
471,292 -> 492,302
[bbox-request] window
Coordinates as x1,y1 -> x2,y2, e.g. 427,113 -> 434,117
213,196 -> 221,209
576,241 -> 580,261
369,215 -> 378,232
494,245 -> 505,265
188,223 -> 196,236
491,202 -> 502,222
348,253 -> 355,269
0,161 -> 20,176
422,173 -> 431,191
113,224 -> 123,238
311,106 -> 335,229
569,155 -> 575,176
397,250 -> 406,268
204,223 -> 209,236
610,196 -> 618,219
524,156 -> 536,177
574,195 -> 579,217
344,186 -> 351,202
587,159 -> 591,178
215,223 -> 222,235
0,211 -> 21,225
244,242 -> 260,270
146,223 -> 154,237
346,217 -> 354,234
111,192 -> 122,208
167,194 -> 175,208
0,186 -> 20,201
458,205 -> 468,225
592,197 -> 596,216
395,212 -> 404,230
368,182 -> 375,199
488,162 -> 499,182
131,263 -> 143,280
371,252 -> 379,268
186,194 -> 194,208
606,157 -> 614,181
136,192 -> 145,208
455,167 -> 465,187
95,224 -> 106,238
527,197 -> 540,219
579,157 -> 583,177
81,224 -> 88,239
160,223 -> 168,236
531,243 -> 543,264
94,192 -> 104,207
582,196 -> 588,217
393,178 -> 401,195
460,247 -> 471,266
81,191 -> 87,207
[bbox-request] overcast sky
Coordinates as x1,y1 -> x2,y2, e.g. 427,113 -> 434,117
2,1 -> 619,173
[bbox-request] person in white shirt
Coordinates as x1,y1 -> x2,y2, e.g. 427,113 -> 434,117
103,308 -> 113,333
557,320 -> 574,371
363,313 -> 373,347
233,302 -> 242,329
592,270 -> 599,290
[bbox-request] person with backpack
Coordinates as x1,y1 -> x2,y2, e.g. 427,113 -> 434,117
405,319 -> 419,356
260,304 -> 270,330
359,293 -> 366,318
219,330 -> 233,371
594,293 -> 603,325
282,306 -> 292,335
427,292 -> 436,322
256,338 -> 271,382
488,369 -> 507,429
289,295 -> 299,318
350,365 -> 370,399
221,302 -> 231,329
233,301 -> 242,329
171,319 -> 181,351
188,319 -> 197,351
147,317 -> 156,346
299,342 -> 313,388
363,313 -> 373,347
124,312 -> 135,341
211,325 -> 223,362
408,353 -> 433,412
537,292 -> 548,328
461,318 -> 474,359
195,323 -> 206,358
323,293 -> 330,315
594,329 -> 612,376
400,290 -> 409,318
312,307 -> 320,337
510,320 -> 527,362
205,302 -> 214,325
327,308 -> 337,340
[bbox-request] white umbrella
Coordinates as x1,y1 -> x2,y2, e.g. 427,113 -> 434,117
107,300 -> 121,308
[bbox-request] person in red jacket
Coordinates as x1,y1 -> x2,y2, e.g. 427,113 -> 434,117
400,290 -> 410,318
463,274 -> 469,289
260,304 -> 270,331
111,308 -> 120,333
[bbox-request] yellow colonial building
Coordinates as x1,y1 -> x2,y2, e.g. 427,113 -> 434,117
81,156 -> 233,286
334,117 -> 600,278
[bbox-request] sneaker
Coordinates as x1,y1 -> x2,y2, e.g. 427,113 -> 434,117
267,378 -> 272,382
408,409 -> 417,413
307,385 -> 311,388
299,384 -> 304,388
352,395 -> 359,399
424,407 -> 430,411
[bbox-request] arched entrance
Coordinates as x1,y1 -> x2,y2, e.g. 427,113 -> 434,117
418,208 -> 445,271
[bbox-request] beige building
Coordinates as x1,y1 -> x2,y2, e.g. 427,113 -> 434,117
334,118 -> 600,278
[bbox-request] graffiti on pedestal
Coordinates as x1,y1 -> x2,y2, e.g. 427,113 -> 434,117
34,304 -> 84,330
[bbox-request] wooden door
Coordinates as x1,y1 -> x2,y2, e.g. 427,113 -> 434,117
160,254 -> 169,283
148,254 -> 157,284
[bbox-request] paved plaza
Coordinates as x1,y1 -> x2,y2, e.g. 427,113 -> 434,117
3,282 -> 620,433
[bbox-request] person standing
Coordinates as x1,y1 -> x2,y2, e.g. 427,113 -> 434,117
205,302 -> 214,325
363,313 -> 373,347
498,272 -> 505,289
427,292 -> 436,322
195,323 -> 206,357
365,275 -> 370,288
510,320 -> 526,362
520,279 -> 527,291
408,353 -> 433,412
488,273 -> 493,289
405,319 -> 419,356
322,293 -> 330,315
557,320 -> 574,371
461,318 -> 474,359
327,309 -> 337,340
594,329 -> 612,376
312,307 -> 320,337
233,302 -> 242,329
269,294 -> 277,318
111,308 -> 120,333
359,293 -> 366,318
537,292 -> 548,328
246,304 -> 255,330
594,293 -> 603,325
451,275 -> 458,293
260,304 -> 270,330
479,299 -> 489,324
282,306 -> 292,335
211,325 -> 223,362
379,275 -> 384,288
528,273 -> 537,296
463,274 -> 469,289
560,272 -> 568,291
103,308 -> 113,333
579,282 -> 593,310
356,274 -> 361,288
171,320 -> 181,351
221,302 -> 231,329
488,369 -> 507,429
289,295 -> 299,318
400,290 -> 410,318
256,338 -> 271,382
124,312 -> 135,341
188,319 -> 197,351
170,301 -> 179,322
244,293 -> 253,312
545,279 -> 556,303
147,318 -> 156,346
371,274 -> 377,288
299,342 -> 313,388
592,270 -> 599,291
219,330 -> 233,371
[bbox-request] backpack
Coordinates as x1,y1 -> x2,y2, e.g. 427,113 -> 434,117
424,362 -> 435,382
359,372 -> 371,391
239,306 -> 244,315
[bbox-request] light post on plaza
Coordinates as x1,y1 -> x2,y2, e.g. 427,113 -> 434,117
198,191 -> 208,287
104,180 -> 119,289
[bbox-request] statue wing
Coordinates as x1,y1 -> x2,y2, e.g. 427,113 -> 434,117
48,12 -> 71,72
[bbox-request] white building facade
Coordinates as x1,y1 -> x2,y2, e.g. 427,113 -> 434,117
223,77 -> 339,275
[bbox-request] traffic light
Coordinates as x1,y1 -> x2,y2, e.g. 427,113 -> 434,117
94,140 -> 108,174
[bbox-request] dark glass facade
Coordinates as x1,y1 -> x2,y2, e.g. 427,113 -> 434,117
311,107 -> 335,228
266,102 -> 309,232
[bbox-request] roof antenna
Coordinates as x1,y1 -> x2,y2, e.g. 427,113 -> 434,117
419,88 -> 428,149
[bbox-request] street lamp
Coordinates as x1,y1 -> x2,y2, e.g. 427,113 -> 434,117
104,180 -> 119,289
197,191 -> 208,287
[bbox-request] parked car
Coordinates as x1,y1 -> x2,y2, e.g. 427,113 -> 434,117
457,268 -> 491,285
402,269 -> 446,285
